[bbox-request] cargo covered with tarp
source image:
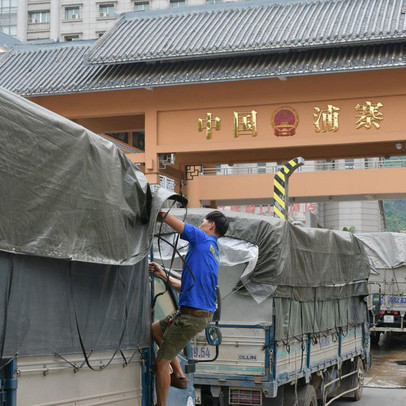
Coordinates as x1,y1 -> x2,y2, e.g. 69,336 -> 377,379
0,87 -> 180,266
355,232 -> 406,316
355,232 -> 406,271
154,209 -> 370,340
0,88 -> 177,359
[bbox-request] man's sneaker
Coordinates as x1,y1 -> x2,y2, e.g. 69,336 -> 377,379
170,374 -> 188,389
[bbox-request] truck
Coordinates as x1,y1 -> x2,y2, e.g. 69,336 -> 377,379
355,232 -> 406,345
154,209 -> 371,406
0,87 -> 196,406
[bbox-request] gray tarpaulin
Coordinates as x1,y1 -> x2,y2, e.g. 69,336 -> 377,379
0,87 -> 178,265
0,88 -> 184,358
0,253 -> 150,357
154,209 -> 369,339
158,209 -> 370,303
355,232 -> 406,270
153,234 -> 258,270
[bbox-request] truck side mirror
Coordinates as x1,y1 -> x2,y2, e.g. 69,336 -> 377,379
205,326 -> 222,346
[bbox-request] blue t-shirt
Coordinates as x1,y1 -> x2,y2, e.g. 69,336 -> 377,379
179,223 -> 219,312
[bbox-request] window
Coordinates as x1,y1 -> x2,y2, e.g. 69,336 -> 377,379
169,0 -> 185,8
132,131 -> 145,150
0,25 -> 16,35
64,34 -> 81,41
134,1 -> 149,12
206,0 -> 222,4
99,3 -> 115,17
345,159 -> 354,170
28,11 -> 50,23
0,0 -> 17,36
65,6 -> 81,20
106,132 -> 129,144
257,163 -> 266,174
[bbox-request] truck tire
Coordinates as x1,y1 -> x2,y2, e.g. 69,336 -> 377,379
284,384 -> 317,406
370,331 -> 380,345
349,357 -> 364,402
299,385 -> 318,406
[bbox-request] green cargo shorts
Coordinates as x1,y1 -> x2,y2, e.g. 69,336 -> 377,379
158,310 -> 212,360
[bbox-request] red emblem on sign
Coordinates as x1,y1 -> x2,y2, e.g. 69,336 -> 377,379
271,107 -> 299,137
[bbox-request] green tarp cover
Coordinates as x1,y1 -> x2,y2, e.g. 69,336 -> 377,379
0,87 -> 176,265
164,209 -> 370,303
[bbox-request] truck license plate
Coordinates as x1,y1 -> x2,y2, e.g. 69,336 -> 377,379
384,315 -> 394,323
191,345 -> 212,360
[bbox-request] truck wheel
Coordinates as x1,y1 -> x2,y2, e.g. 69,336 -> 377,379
285,384 -> 317,406
298,384 -> 317,406
350,357 -> 364,402
370,331 -> 380,345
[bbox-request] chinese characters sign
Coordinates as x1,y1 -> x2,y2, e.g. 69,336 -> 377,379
197,113 -> 221,140
313,105 -> 340,133
233,111 -> 257,137
355,101 -> 383,129
197,101 -> 383,139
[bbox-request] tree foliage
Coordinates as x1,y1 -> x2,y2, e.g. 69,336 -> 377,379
384,200 -> 406,232
342,226 -> 356,233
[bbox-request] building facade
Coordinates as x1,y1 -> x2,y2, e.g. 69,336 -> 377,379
0,0 -> 17,36
11,0 -> 241,42
1,0 -> 404,233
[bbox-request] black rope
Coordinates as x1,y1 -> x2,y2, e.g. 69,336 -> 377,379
0,354 -> 17,373
153,200 -> 181,309
121,345 -> 146,368
155,236 -> 196,286
152,199 -> 196,309
68,263 -> 129,371
54,352 -> 80,372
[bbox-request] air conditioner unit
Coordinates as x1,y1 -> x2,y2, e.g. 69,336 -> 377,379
71,14 -> 79,19
28,18 -> 36,23
99,12 -> 108,17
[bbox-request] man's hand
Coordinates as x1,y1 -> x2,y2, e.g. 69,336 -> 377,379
149,262 -> 166,280
149,261 -> 181,292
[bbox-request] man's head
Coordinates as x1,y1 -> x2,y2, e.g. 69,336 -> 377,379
199,210 -> 229,237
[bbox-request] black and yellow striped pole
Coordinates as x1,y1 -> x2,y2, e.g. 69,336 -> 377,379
273,157 -> 305,220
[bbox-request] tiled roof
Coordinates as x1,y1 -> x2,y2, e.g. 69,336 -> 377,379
1,40 -> 405,97
0,31 -> 21,50
86,0 -> 406,65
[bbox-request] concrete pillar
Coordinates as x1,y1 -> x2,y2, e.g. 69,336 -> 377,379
50,0 -> 60,41
185,177 -> 201,208
17,0 -> 27,41
144,109 -> 160,185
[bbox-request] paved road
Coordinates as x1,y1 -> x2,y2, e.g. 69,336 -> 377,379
333,387 -> 405,405
366,332 -> 406,388
334,332 -> 406,405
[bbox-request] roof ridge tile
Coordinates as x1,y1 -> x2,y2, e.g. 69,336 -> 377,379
1,40 -> 406,96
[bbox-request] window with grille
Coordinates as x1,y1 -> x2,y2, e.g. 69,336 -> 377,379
169,0 -> 185,8
99,3 -> 115,17
134,1 -> 149,12
28,10 -> 50,23
65,6 -> 81,20
64,34 -> 81,41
